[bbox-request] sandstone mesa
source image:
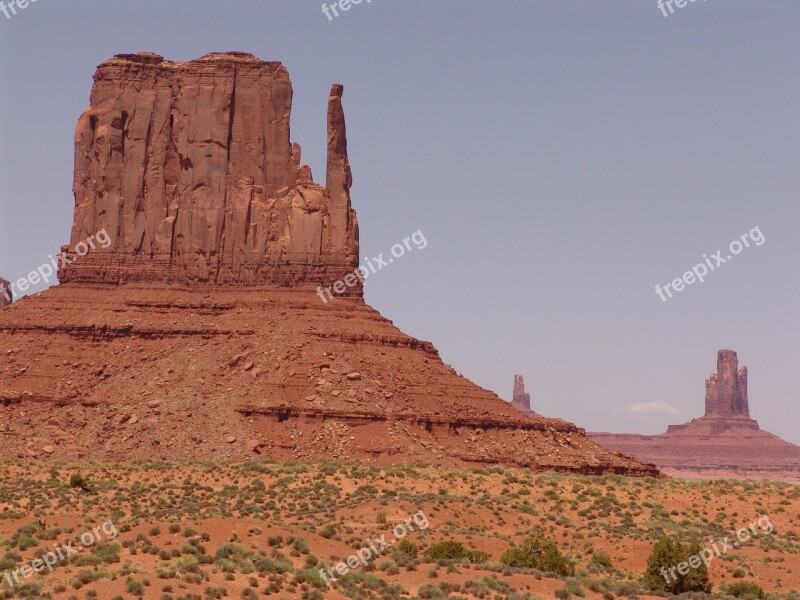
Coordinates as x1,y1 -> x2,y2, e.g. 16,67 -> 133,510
0,52 -> 657,475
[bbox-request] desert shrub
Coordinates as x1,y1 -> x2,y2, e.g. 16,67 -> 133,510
293,568 -> 327,589
292,537 -> 310,553
725,582 -> 766,599
16,535 -> 38,551
397,538 -> 418,557
643,536 -> 711,594
69,474 -> 90,492
465,550 -> 491,564
417,583 -> 445,599
499,533 -> 574,576
423,541 -> 469,561
590,550 -> 613,568
72,569 -> 109,589
125,577 -> 145,596
91,542 -> 121,564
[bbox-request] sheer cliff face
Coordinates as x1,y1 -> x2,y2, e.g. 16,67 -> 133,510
61,52 -> 359,288
704,349 -> 750,417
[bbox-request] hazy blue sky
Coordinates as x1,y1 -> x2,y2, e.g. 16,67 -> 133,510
1,0 -> 798,443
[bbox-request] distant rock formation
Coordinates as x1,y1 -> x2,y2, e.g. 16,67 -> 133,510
666,349 -> 759,435
61,52 -> 359,290
589,349 -> 800,481
0,278 -> 10,307
704,349 -> 749,417
511,374 -> 534,414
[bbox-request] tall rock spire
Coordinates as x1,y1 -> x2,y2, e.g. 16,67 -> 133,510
511,374 -> 534,414
326,83 -> 358,258
704,349 -> 750,417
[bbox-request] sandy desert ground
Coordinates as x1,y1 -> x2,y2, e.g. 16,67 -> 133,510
0,461 -> 797,599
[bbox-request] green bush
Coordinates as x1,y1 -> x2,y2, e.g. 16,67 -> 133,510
17,535 -> 38,551
126,578 -> 145,596
725,582 -> 765,599
643,536 -> 711,594
423,541 -> 468,561
69,474 -> 90,492
294,568 -> 327,589
499,533 -> 574,576
397,538 -> 418,557
590,551 -> 613,568
464,550 -> 491,564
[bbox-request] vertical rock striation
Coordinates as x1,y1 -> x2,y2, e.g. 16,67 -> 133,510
704,349 -> 749,417
60,52 -> 359,290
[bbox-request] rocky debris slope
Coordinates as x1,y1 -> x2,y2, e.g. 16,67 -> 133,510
62,52 -> 358,289
0,52 -> 657,475
0,284 -> 654,473
589,350 -> 800,481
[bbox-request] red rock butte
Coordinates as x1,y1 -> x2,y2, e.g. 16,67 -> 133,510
0,52 -> 657,475
62,51 -> 358,290
589,350 -> 800,481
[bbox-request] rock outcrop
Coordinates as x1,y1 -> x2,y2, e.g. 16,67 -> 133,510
61,52 -> 358,290
704,349 -> 749,417
0,53 -> 657,476
0,278 -> 11,307
511,374 -> 535,414
589,350 -> 800,481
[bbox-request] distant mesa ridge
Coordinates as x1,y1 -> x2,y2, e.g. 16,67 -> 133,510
588,349 -> 800,481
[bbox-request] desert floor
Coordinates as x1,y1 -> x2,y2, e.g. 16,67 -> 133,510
0,461 -> 797,599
